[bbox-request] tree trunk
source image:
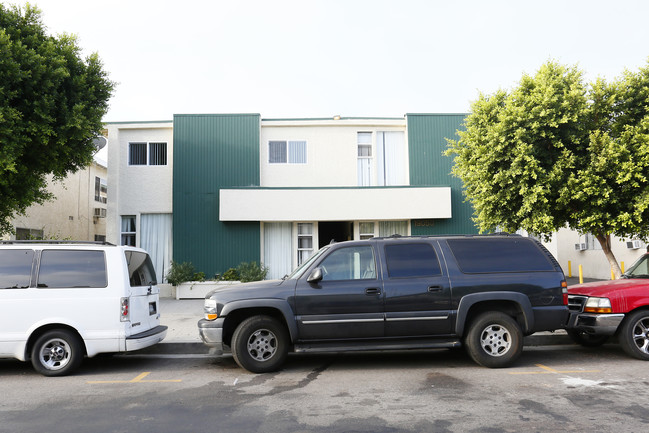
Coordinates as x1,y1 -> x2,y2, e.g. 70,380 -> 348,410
595,233 -> 622,279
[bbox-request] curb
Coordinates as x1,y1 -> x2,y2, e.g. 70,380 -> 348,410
129,332 -> 575,356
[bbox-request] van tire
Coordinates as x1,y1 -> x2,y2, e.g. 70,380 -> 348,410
231,315 -> 289,373
465,312 -> 523,368
31,329 -> 84,376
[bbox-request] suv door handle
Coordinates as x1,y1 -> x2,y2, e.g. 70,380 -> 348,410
428,286 -> 443,293
365,287 -> 381,295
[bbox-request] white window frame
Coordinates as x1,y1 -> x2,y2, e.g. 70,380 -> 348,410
121,215 -> 137,246
357,132 -> 373,186
357,221 -> 377,240
268,140 -> 307,164
295,222 -> 318,267
128,142 -> 168,166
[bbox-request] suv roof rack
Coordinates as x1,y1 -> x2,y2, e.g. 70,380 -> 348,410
0,240 -> 115,246
370,232 -> 521,241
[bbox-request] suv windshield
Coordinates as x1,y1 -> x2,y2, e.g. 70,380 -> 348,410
623,254 -> 649,278
287,246 -> 329,280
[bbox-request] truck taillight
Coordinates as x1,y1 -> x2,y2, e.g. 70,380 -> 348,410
120,297 -> 130,322
561,281 -> 568,305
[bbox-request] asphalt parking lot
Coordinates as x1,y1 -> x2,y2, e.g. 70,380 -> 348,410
2,342 -> 648,433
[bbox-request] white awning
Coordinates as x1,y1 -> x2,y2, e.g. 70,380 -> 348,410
219,187 -> 452,221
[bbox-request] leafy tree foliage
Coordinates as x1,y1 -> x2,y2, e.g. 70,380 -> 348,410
446,60 -> 649,278
0,4 -> 114,235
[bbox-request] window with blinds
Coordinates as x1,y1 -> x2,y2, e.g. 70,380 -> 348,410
128,142 -> 168,166
268,140 -> 307,164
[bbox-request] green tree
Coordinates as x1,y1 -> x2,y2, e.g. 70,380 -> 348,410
446,60 -> 649,278
0,4 -> 114,235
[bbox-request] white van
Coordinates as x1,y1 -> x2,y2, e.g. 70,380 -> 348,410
0,241 -> 167,376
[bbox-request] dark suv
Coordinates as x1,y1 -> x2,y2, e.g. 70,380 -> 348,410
199,234 -> 568,373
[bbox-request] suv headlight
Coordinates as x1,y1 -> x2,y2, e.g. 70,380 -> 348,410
204,299 -> 218,320
584,297 -> 612,314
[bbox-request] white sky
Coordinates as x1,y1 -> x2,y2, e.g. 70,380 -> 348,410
13,0 -> 649,122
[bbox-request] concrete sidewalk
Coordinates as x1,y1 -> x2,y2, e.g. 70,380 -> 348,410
141,279 -> 599,355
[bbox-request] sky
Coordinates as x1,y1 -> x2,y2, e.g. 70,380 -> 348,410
10,0 -> 649,122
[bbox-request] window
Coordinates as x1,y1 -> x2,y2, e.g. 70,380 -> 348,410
379,221 -> 408,237
129,142 -> 168,166
37,250 -> 107,288
447,238 -> 554,273
94,235 -> 106,242
357,132 -> 372,186
585,233 -> 602,250
121,216 -> 136,246
297,223 -> 314,265
129,142 -> 147,165
94,176 -> 107,203
149,142 -> 167,165
0,250 -> 34,289
125,251 -> 158,286
359,222 -> 375,240
385,243 -> 441,278
319,245 -> 376,281
376,131 -> 406,186
268,140 -> 307,164
15,228 -> 44,240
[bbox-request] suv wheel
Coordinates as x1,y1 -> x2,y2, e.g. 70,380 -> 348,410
31,329 -> 84,376
567,329 -> 610,347
465,312 -> 523,368
619,310 -> 649,360
231,315 -> 289,373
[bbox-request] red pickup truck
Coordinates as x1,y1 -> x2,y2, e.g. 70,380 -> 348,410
567,253 -> 649,360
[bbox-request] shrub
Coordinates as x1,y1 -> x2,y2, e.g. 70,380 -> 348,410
166,261 -> 197,286
237,261 -> 269,282
221,268 -> 240,281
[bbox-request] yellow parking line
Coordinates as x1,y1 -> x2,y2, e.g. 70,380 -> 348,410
87,372 -> 182,384
509,364 -> 600,375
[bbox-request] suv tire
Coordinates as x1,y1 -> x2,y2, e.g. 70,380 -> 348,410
231,315 -> 289,373
619,310 -> 649,360
31,329 -> 84,377
465,312 -> 523,368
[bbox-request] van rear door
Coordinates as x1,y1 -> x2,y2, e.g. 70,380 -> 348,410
124,250 -> 161,334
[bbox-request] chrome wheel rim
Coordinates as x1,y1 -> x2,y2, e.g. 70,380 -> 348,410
631,317 -> 649,354
247,329 -> 277,362
480,324 -> 512,357
39,338 -> 72,371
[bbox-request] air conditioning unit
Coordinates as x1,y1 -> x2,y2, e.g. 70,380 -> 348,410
627,240 -> 642,249
93,208 -> 106,218
574,243 -> 587,251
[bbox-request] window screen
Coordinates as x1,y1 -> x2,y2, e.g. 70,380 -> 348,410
447,238 -> 555,273
288,141 -> 307,163
0,250 -> 34,289
37,250 -> 107,288
269,141 -> 287,163
385,243 -> 441,278
149,142 -> 167,165
129,142 -> 147,165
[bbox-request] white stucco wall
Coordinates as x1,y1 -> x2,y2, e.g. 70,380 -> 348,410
555,228 -> 646,279
8,162 -> 107,241
260,118 -> 408,187
106,122 -> 173,245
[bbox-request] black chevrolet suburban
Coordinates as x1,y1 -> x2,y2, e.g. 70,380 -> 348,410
198,234 -> 568,373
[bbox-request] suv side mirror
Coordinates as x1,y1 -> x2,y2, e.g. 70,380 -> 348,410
307,267 -> 323,283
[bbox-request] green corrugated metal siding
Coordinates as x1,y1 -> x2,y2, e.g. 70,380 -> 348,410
406,114 -> 478,235
173,114 -> 261,277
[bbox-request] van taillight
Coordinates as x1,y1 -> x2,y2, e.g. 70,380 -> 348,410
561,281 -> 568,305
120,297 -> 130,322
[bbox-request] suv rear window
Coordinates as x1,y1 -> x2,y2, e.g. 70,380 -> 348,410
0,250 -> 34,289
447,238 -> 554,273
125,251 -> 157,286
385,243 -> 441,278
37,250 -> 107,288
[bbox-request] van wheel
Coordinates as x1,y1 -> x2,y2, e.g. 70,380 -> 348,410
567,329 -> 609,347
619,310 -> 649,360
231,316 -> 289,373
31,330 -> 84,376
465,312 -> 523,368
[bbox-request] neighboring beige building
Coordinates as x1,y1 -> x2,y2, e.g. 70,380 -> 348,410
4,153 -> 108,242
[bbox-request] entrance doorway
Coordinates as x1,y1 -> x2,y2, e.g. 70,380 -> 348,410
318,221 -> 353,248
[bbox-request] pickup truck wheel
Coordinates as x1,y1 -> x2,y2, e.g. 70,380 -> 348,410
619,310 -> 649,360
567,329 -> 609,347
465,312 -> 523,368
31,329 -> 84,377
231,315 -> 289,373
